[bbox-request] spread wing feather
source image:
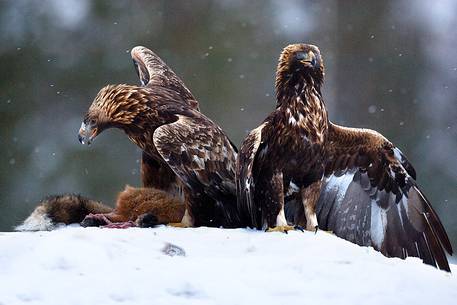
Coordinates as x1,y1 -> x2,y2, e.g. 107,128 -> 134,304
153,113 -> 239,225
236,123 -> 266,228
315,123 -> 452,271
131,46 -> 200,189
131,46 -> 199,109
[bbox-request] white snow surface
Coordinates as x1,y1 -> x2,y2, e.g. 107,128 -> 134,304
0,226 -> 456,305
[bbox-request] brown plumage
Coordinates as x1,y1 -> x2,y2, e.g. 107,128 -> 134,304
237,43 -> 453,271
79,46 -> 236,225
131,46 -> 199,110
79,84 -> 240,228
237,44 -> 326,232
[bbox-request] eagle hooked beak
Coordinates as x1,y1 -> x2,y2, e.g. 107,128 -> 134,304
298,51 -> 317,68
78,121 -> 98,145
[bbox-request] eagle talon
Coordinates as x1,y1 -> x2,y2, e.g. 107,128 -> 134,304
294,225 -> 305,232
314,225 -> 319,234
266,225 -> 300,233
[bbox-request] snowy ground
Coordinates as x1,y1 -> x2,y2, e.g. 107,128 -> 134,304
0,226 -> 456,305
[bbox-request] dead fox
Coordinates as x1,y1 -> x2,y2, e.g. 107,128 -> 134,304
16,185 -> 184,231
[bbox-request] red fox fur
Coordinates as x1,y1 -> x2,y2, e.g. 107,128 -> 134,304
16,186 -> 184,231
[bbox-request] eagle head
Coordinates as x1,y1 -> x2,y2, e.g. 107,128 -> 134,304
78,84 -> 148,145
275,44 -> 324,96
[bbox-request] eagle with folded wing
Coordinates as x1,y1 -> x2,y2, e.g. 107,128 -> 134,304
237,43 -> 453,271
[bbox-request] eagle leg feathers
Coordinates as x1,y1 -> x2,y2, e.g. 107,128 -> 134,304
256,171 -> 288,229
301,181 -> 321,232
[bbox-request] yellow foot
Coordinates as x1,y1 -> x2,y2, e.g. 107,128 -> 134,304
168,222 -> 189,228
266,225 -> 303,234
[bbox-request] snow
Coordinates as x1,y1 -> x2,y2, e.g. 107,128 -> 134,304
0,226 -> 456,305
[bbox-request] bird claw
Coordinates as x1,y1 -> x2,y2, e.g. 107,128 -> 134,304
266,225 -> 301,234
294,225 -> 305,232
314,225 -> 318,234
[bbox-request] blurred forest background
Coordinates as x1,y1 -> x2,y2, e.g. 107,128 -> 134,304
0,1 -> 456,250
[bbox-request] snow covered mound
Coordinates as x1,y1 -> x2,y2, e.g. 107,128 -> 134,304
0,226 -> 456,305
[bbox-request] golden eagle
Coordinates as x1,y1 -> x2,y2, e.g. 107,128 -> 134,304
78,83 -> 240,228
81,46 -> 200,228
236,44 -> 453,271
79,46 -> 240,228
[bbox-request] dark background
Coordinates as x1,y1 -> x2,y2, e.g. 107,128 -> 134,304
1,1 -> 456,252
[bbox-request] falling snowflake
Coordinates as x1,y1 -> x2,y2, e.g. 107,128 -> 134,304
368,105 -> 377,114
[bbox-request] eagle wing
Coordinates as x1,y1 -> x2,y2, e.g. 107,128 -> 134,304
236,123 -> 267,228
153,113 -> 239,224
131,46 -> 199,109
315,122 -> 452,271
131,46 -> 200,189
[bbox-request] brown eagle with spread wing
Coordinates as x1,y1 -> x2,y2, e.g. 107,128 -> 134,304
130,46 -> 200,195
78,46 -> 241,228
237,43 -> 453,271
